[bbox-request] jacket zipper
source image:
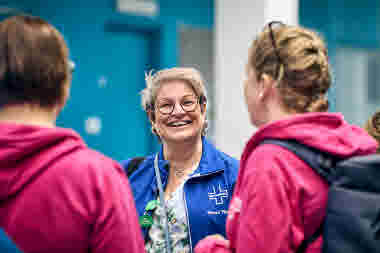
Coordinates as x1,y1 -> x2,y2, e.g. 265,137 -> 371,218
183,180 -> 193,253
183,169 -> 225,252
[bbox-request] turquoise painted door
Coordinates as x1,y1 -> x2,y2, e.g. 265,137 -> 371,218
57,28 -> 155,160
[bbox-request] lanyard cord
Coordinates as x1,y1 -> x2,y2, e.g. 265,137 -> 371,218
154,154 -> 172,253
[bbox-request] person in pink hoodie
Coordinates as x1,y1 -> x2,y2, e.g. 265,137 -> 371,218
195,22 -> 378,253
0,15 -> 145,253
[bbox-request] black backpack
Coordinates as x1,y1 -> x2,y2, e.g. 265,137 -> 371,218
262,139 -> 380,253
125,156 -> 145,177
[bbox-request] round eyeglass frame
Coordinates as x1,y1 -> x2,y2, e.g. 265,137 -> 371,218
151,96 -> 204,115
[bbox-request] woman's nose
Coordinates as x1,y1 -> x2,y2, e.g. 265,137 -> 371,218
172,102 -> 185,114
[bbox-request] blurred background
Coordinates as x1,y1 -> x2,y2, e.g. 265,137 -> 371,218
0,0 -> 379,160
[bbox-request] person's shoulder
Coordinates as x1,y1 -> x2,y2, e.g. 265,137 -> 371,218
52,146 -> 123,182
77,148 -> 121,170
247,141 -> 291,164
244,141 -> 308,178
221,150 -> 239,163
203,139 -> 239,181
40,147 -> 129,207
218,150 -> 239,170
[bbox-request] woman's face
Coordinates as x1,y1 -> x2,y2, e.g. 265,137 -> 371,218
152,80 -> 206,145
244,66 -> 265,128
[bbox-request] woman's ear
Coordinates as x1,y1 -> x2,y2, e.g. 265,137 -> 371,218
148,111 -> 160,136
147,111 -> 155,124
201,102 -> 207,114
259,73 -> 276,99
55,82 -> 71,115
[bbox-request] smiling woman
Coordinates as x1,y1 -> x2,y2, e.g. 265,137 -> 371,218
143,68 -> 208,138
150,79 -> 205,145
121,67 -> 239,253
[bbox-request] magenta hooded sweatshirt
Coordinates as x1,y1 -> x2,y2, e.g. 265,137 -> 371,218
0,122 -> 145,253
195,113 -> 378,253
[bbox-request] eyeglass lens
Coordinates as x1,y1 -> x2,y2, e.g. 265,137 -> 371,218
156,95 -> 198,115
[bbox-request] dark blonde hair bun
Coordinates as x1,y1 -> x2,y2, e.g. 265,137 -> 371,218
249,23 -> 331,113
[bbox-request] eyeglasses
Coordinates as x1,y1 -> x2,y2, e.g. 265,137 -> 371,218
155,95 -> 200,115
267,21 -> 285,78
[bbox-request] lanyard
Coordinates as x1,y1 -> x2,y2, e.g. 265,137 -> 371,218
154,154 -> 172,253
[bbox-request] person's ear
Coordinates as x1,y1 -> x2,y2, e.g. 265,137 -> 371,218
201,101 -> 207,114
148,111 -> 161,136
56,81 -> 71,115
258,73 -> 276,100
147,110 -> 155,124
198,96 -> 207,114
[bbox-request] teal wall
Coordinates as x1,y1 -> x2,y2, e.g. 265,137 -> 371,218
1,0 -> 214,160
300,0 -> 380,112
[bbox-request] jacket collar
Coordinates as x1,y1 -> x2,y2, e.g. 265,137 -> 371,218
150,137 -> 226,192
156,137 -> 226,176
196,137 -> 226,175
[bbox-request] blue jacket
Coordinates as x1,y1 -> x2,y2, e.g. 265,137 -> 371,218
0,229 -> 22,253
121,137 -> 239,251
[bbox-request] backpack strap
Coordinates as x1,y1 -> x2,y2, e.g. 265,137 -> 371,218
261,139 -> 338,184
260,139 -> 339,253
126,156 -> 145,177
296,223 -> 324,253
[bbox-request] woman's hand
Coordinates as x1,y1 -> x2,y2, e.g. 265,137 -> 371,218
204,234 -> 229,245
194,234 -> 231,253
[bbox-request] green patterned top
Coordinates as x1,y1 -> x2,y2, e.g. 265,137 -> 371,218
145,179 -> 191,253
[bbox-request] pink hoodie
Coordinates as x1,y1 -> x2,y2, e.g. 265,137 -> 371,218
195,113 -> 378,253
0,123 -> 145,253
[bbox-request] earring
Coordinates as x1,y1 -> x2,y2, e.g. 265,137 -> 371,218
151,125 -> 157,135
259,93 -> 263,99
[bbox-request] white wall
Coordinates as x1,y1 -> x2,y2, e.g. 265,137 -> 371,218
214,0 -> 298,159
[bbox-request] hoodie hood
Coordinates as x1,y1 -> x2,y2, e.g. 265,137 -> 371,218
245,112 -> 378,158
0,123 -> 85,201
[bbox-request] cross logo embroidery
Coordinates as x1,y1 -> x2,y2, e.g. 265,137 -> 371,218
208,184 -> 228,205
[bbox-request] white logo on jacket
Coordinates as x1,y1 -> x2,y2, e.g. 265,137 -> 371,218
208,184 -> 228,205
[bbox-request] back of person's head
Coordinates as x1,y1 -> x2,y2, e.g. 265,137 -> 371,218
249,22 -> 331,113
0,15 -> 71,108
364,110 -> 380,153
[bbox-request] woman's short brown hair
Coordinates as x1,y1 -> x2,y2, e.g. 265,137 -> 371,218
0,15 -> 71,107
249,22 -> 331,113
